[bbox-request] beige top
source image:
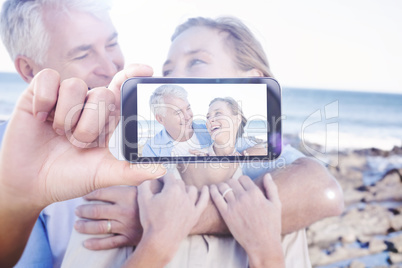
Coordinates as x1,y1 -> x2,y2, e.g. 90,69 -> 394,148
62,200 -> 311,268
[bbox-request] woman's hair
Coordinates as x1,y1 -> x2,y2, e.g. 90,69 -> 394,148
149,84 -> 188,117
171,16 -> 273,77
209,97 -> 247,139
0,0 -> 111,65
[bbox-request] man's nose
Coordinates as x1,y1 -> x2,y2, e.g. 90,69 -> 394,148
183,110 -> 192,120
94,54 -> 119,78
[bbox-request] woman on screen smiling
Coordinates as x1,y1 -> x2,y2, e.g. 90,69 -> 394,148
179,96 -> 268,189
64,16 -> 343,268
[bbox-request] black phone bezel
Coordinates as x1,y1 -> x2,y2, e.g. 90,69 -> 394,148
121,77 -> 282,163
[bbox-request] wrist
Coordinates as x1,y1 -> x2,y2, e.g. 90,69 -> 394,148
248,254 -> 285,268
245,237 -> 285,268
142,230 -> 179,259
190,198 -> 229,235
124,237 -> 171,268
0,178 -> 43,218
248,248 -> 285,268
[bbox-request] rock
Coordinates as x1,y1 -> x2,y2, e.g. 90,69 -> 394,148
335,153 -> 366,183
390,234 -> 402,253
391,146 -> 402,155
349,260 -> 366,268
343,188 -> 368,205
342,205 -> 391,237
326,246 -> 369,265
391,215 -> 402,231
307,246 -> 328,267
369,238 -> 387,253
367,183 -> 402,202
305,146 -> 402,268
342,232 -> 357,244
390,252 -> 402,264
307,216 -> 343,247
378,169 -> 401,187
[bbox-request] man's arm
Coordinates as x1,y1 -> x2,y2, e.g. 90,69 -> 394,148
0,66 -> 166,267
191,157 -> 344,235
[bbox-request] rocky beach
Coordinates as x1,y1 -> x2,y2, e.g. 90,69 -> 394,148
285,135 -> 402,268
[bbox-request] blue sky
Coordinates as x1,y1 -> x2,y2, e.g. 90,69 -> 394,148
1,0 -> 401,94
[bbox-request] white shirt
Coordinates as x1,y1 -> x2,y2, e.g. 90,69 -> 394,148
171,132 -> 202,156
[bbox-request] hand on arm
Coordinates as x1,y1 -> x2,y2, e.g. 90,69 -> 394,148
0,65 -> 166,266
74,155 -> 345,251
210,174 -> 285,268
74,179 -> 163,250
74,186 -> 142,249
191,156 -> 344,236
123,174 -> 209,268
258,157 -> 344,234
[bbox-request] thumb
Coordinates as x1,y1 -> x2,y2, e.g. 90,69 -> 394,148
108,64 -> 154,98
95,154 -> 166,189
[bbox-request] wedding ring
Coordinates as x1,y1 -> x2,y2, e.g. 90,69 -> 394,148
107,219 -> 112,234
222,188 -> 233,199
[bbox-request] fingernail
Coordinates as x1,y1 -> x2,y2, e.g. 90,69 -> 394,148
155,167 -> 167,179
266,173 -> 273,180
36,112 -> 48,122
74,221 -> 80,230
83,240 -> 90,248
75,207 -> 81,217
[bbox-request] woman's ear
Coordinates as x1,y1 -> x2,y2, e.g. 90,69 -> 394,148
14,56 -> 40,83
244,68 -> 264,77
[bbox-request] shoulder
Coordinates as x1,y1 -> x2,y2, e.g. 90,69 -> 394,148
193,123 -> 212,146
278,144 -> 305,164
150,129 -> 170,143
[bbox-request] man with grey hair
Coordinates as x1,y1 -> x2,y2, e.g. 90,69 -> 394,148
142,84 -> 212,156
0,0 -> 124,267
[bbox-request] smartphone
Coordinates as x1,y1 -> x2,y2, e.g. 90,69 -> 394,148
121,77 -> 282,163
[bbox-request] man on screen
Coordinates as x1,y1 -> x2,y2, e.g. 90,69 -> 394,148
141,84 -> 212,157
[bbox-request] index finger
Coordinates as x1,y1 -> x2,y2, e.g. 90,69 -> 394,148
31,69 -> 61,121
108,64 -> 154,97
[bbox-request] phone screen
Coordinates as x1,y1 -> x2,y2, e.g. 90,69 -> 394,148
121,77 -> 282,163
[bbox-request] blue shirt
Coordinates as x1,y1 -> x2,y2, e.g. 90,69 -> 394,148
14,214 -> 53,268
142,123 -> 212,157
14,198 -> 81,268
